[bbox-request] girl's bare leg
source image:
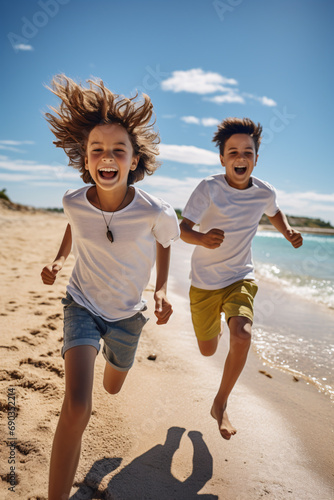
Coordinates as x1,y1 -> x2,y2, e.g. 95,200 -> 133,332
103,361 -> 129,394
48,346 -> 97,500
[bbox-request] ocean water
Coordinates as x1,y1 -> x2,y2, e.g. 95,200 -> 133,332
253,231 -> 334,310
170,233 -> 334,401
252,231 -> 334,400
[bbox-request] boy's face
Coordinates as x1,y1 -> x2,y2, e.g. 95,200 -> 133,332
85,123 -> 138,192
220,133 -> 258,190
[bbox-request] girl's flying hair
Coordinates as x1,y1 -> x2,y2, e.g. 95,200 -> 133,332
45,74 -> 160,184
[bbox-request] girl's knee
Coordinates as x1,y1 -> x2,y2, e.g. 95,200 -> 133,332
62,397 -> 92,430
103,364 -> 128,394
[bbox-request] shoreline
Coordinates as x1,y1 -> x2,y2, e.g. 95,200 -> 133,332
257,224 -> 334,235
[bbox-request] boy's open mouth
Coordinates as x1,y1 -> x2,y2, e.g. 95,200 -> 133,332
98,167 -> 117,179
234,166 -> 247,175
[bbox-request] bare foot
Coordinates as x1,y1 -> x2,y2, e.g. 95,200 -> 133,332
210,400 -> 237,440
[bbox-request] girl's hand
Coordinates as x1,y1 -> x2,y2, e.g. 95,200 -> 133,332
41,261 -> 63,285
286,229 -> 303,248
154,290 -> 173,325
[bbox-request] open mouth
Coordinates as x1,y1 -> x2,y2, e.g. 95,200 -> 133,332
234,166 -> 247,175
98,167 -> 118,179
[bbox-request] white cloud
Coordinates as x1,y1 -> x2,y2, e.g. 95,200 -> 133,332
276,189 -> 334,222
243,93 -> 277,107
0,140 -> 35,146
260,96 -> 277,107
181,116 -> 220,127
14,44 -> 33,51
0,140 -> 35,153
161,68 -> 276,108
159,144 -> 220,165
201,118 -> 220,127
181,116 -> 201,125
161,69 -> 237,95
206,93 -> 246,104
141,175 -> 203,209
0,157 -> 79,181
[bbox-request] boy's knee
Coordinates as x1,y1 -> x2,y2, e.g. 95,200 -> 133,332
229,318 -> 252,347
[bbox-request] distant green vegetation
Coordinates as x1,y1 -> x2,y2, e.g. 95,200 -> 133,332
46,207 -> 64,213
0,188 -> 10,201
259,214 -> 334,229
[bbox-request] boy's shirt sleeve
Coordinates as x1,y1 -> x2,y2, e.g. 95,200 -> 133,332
153,200 -> 180,248
181,179 -> 210,224
263,184 -> 280,217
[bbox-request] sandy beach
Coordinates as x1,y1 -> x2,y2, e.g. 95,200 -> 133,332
0,209 -> 333,500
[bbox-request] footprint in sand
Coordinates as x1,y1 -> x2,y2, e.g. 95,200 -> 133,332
16,336 -> 39,346
46,313 -> 62,321
41,322 -> 58,331
0,344 -> 19,351
19,358 -> 64,378
0,369 -> 24,382
16,377 -> 60,395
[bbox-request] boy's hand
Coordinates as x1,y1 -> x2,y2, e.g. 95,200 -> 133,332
200,228 -> 225,249
41,261 -> 63,285
286,229 -> 303,248
154,290 -> 173,325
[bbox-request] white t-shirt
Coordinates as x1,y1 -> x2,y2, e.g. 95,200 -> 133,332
63,186 -> 180,321
182,174 -> 280,290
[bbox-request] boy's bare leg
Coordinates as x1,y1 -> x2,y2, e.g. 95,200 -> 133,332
200,317 -> 252,440
48,346 -> 97,500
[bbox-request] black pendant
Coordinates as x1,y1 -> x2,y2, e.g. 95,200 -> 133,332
106,229 -> 114,243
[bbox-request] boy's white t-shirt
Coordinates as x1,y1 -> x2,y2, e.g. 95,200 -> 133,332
63,185 -> 180,321
182,174 -> 280,290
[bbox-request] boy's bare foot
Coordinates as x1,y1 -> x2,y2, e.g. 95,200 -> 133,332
210,400 -> 237,440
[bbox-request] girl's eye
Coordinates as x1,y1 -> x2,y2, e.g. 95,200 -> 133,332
93,149 -> 103,152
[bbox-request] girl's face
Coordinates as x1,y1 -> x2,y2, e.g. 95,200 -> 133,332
85,123 -> 138,192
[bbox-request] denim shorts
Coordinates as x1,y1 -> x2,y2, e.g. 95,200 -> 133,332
61,293 -> 149,372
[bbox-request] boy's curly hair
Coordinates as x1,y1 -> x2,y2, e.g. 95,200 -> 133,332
45,74 -> 160,185
213,117 -> 262,155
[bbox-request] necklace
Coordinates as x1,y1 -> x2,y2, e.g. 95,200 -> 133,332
95,188 -> 129,243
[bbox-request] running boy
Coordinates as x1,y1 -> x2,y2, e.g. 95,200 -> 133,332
180,117 -> 302,440
41,75 -> 179,499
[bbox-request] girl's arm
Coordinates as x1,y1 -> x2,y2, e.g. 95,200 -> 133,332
41,223 -> 72,285
267,210 -> 303,248
180,218 -> 224,249
154,242 -> 173,325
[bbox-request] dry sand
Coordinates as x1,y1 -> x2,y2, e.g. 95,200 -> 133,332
0,210 -> 333,500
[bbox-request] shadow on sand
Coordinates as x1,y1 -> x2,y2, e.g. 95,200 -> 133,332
71,426 -> 218,499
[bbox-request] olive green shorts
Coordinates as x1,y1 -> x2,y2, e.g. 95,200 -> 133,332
189,279 -> 258,341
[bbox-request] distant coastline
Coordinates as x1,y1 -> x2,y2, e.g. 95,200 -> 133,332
1,197 -> 334,236
257,224 -> 334,236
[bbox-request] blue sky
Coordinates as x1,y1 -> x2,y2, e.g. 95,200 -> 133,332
1,0 -> 334,223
